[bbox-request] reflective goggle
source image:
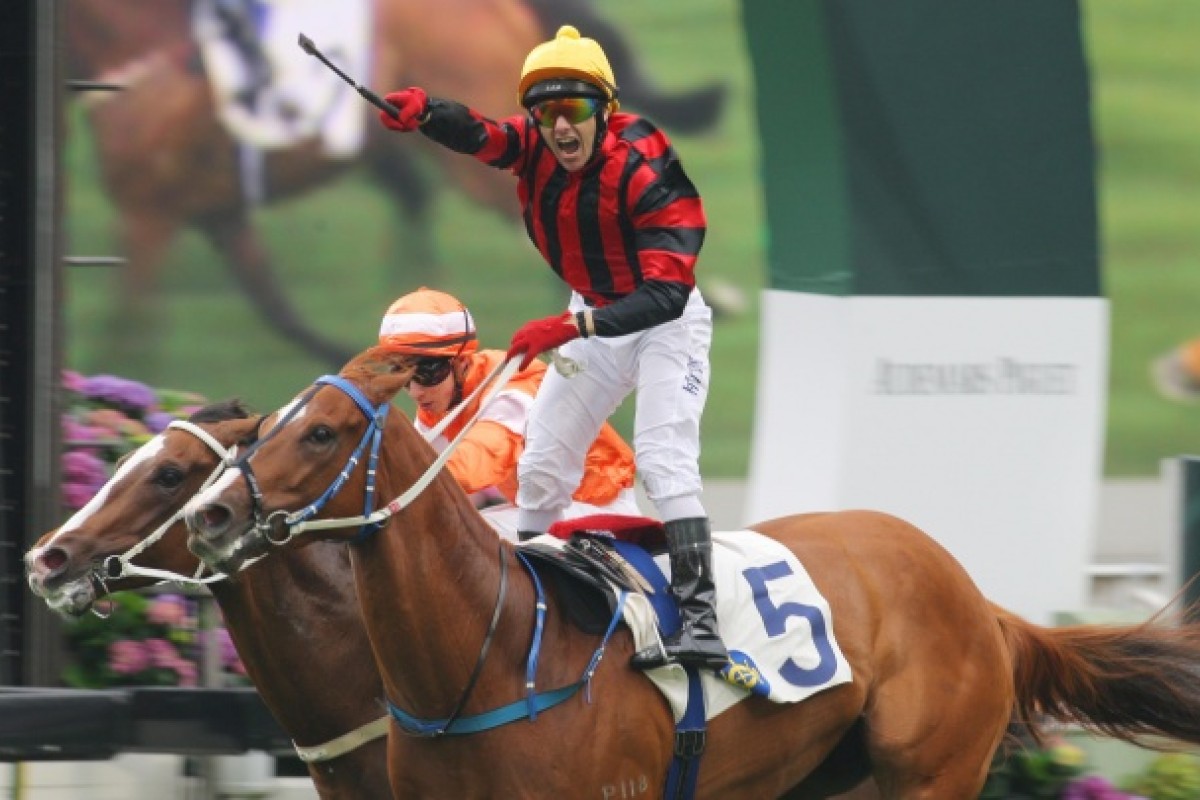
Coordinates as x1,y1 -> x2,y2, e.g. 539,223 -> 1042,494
530,97 -> 603,129
411,357 -> 454,387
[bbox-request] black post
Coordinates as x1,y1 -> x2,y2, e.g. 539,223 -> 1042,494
1181,457 -> 1200,611
0,0 -> 66,686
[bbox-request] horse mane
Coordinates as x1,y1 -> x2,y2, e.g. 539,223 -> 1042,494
187,398 -> 253,424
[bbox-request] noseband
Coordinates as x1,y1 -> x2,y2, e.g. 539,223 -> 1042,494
97,419 -> 241,589
233,375 -> 390,549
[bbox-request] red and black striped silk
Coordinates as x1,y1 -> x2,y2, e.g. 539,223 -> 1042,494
421,102 -> 706,309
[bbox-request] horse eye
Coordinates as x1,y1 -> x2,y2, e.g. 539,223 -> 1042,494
308,425 -> 335,445
154,466 -> 185,489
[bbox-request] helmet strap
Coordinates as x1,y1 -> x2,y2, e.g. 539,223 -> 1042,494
592,111 -> 609,162
450,357 -> 467,408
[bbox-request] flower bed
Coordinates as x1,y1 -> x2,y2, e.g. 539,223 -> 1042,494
982,734 -> 1200,799
61,371 -> 208,510
62,592 -> 248,689
58,371 -> 247,688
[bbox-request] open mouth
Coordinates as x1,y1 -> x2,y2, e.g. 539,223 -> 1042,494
555,135 -> 581,156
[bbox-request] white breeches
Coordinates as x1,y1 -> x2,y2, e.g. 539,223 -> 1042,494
517,289 -> 712,526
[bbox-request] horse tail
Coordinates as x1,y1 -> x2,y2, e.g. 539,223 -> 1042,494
995,605 -> 1200,746
523,0 -> 727,134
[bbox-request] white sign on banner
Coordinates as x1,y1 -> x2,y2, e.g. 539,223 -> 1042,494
745,291 -> 1110,623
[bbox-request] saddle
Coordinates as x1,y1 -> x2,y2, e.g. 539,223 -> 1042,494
519,515 -> 668,635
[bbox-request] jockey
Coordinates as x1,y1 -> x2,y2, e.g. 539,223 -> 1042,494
209,0 -> 271,105
377,288 -> 640,541
376,27 -> 727,671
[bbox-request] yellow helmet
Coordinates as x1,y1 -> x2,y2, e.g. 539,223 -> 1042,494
378,288 -> 477,357
518,25 -> 619,113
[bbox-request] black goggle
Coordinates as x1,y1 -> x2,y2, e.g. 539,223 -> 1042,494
411,357 -> 454,388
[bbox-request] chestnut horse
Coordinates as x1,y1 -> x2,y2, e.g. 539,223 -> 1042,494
66,0 -> 724,367
182,345 -> 1200,798
24,402 -> 392,799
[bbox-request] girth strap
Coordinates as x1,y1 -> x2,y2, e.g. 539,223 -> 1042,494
387,554 -> 628,737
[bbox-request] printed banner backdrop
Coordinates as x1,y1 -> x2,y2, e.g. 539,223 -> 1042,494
742,1 -> 1104,622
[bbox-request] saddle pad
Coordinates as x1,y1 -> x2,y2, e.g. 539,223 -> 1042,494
522,527 -> 853,723
625,529 -> 853,723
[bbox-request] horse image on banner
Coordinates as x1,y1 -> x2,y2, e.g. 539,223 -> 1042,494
65,0 -> 726,368
182,344 -> 1200,798
194,0 -> 371,156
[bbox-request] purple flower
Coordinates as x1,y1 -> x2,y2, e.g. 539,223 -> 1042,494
144,411 -> 175,434
108,640 -> 150,675
81,375 -> 157,413
147,595 -> 189,627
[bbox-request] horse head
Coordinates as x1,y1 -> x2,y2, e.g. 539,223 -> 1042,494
25,400 -> 258,617
185,346 -> 434,575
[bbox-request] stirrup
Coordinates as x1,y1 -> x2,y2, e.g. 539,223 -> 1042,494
630,642 -> 673,671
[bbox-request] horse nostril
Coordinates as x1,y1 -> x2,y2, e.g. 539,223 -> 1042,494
196,504 -> 232,534
38,547 -> 69,577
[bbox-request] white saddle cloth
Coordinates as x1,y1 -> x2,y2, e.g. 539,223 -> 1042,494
194,0 -> 371,157
525,528 -> 854,723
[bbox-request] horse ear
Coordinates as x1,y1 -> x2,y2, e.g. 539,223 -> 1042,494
361,347 -> 416,400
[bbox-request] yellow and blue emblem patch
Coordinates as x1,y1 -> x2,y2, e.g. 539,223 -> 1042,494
718,651 -> 771,698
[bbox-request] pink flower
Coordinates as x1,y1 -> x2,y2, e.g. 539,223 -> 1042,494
62,450 -> 107,483
63,481 -> 99,510
143,638 -> 181,668
108,640 -> 150,675
63,417 -> 105,444
86,408 -> 132,435
147,595 -> 188,627
173,660 -> 198,687
62,370 -> 86,393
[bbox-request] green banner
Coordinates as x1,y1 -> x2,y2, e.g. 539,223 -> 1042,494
742,0 -> 1099,297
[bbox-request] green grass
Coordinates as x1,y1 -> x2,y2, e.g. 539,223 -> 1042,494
63,0 -> 1200,477
1083,0 -> 1200,475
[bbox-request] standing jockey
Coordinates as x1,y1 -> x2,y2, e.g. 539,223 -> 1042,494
374,27 -> 727,671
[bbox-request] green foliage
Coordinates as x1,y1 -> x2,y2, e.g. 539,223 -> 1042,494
981,739 -> 1089,799
1122,754 -> 1200,800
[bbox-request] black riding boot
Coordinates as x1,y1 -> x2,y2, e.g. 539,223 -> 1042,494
630,517 -> 729,671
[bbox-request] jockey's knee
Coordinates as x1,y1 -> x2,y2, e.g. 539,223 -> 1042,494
640,465 -> 703,514
516,465 -> 574,512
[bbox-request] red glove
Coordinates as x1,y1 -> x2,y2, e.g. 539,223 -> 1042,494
507,313 -> 580,370
378,87 -> 429,132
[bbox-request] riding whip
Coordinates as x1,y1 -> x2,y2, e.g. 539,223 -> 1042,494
297,33 -> 399,119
